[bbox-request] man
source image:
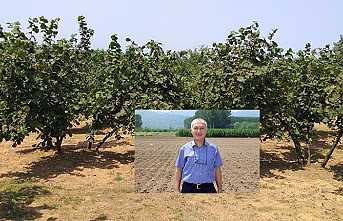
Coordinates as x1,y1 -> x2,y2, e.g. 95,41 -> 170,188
175,118 -> 223,193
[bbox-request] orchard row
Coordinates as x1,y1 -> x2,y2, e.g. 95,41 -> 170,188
0,17 -> 342,166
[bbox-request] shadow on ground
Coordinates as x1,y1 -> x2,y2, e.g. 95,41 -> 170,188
260,148 -> 304,179
88,140 -> 133,150
0,144 -> 134,181
15,139 -> 132,154
329,163 -> 343,182
90,214 -> 109,221
0,185 -> 52,220
315,130 -> 338,139
260,142 -> 326,178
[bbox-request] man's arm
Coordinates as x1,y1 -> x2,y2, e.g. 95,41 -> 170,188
175,167 -> 182,192
215,167 -> 222,193
175,146 -> 185,193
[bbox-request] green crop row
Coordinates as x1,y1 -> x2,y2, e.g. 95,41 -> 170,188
175,128 -> 260,137
135,128 -> 176,132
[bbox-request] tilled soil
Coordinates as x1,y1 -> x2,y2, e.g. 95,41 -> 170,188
135,136 -> 259,192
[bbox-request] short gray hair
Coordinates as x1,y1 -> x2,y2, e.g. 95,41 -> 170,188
191,118 -> 207,128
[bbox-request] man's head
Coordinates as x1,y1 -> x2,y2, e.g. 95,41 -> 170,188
191,118 -> 208,142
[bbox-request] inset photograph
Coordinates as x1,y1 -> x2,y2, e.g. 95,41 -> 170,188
134,109 -> 260,193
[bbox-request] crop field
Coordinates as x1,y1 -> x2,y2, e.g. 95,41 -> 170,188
135,136 -> 260,193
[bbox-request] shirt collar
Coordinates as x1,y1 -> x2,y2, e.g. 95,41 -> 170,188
191,139 -> 208,148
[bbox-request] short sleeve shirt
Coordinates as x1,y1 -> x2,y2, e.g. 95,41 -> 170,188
175,139 -> 223,184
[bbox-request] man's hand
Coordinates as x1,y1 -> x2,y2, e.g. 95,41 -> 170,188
175,167 -> 182,192
215,167 -> 222,193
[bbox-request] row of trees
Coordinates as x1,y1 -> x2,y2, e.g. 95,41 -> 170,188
0,17 -> 342,166
184,110 -> 232,128
0,16 -> 185,152
177,23 -> 343,166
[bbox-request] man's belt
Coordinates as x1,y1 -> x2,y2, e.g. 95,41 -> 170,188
183,181 -> 213,190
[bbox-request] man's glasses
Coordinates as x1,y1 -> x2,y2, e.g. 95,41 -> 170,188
192,127 -> 206,131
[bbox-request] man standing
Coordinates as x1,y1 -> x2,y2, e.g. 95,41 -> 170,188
175,118 -> 223,193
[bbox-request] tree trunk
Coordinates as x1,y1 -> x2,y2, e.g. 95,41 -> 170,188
322,131 -> 343,168
307,144 -> 311,165
95,128 -> 117,151
41,134 -> 53,150
87,134 -> 95,150
55,136 -> 64,153
291,135 -> 304,165
47,138 -> 53,149
282,122 -> 305,165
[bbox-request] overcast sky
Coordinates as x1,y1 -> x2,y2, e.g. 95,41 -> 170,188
1,1 -> 342,51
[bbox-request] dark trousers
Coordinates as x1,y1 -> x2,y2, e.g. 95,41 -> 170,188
181,182 -> 217,193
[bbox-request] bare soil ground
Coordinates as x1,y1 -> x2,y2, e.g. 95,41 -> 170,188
0,128 -> 342,220
135,136 -> 259,193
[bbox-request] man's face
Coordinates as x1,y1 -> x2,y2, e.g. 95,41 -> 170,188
191,122 -> 207,141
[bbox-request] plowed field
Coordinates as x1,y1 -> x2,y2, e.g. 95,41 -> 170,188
135,136 -> 259,192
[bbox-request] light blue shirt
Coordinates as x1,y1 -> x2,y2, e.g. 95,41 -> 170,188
175,139 -> 223,184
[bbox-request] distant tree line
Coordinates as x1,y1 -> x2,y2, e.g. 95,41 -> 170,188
135,114 -> 142,129
184,110 -> 231,128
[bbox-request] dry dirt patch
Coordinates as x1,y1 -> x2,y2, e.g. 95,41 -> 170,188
0,132 -> 342,220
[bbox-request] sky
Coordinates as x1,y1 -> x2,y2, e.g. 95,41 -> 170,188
1,1 -> 342,51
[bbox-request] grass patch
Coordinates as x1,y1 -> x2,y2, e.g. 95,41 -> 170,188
135,128 -> 176,136
0,179 -> 51,220
60,195 -> 84,206
114,173 -> 124,182
135,131 -> 175,136
136,128 -> 176,132
0,179 -> 50,197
